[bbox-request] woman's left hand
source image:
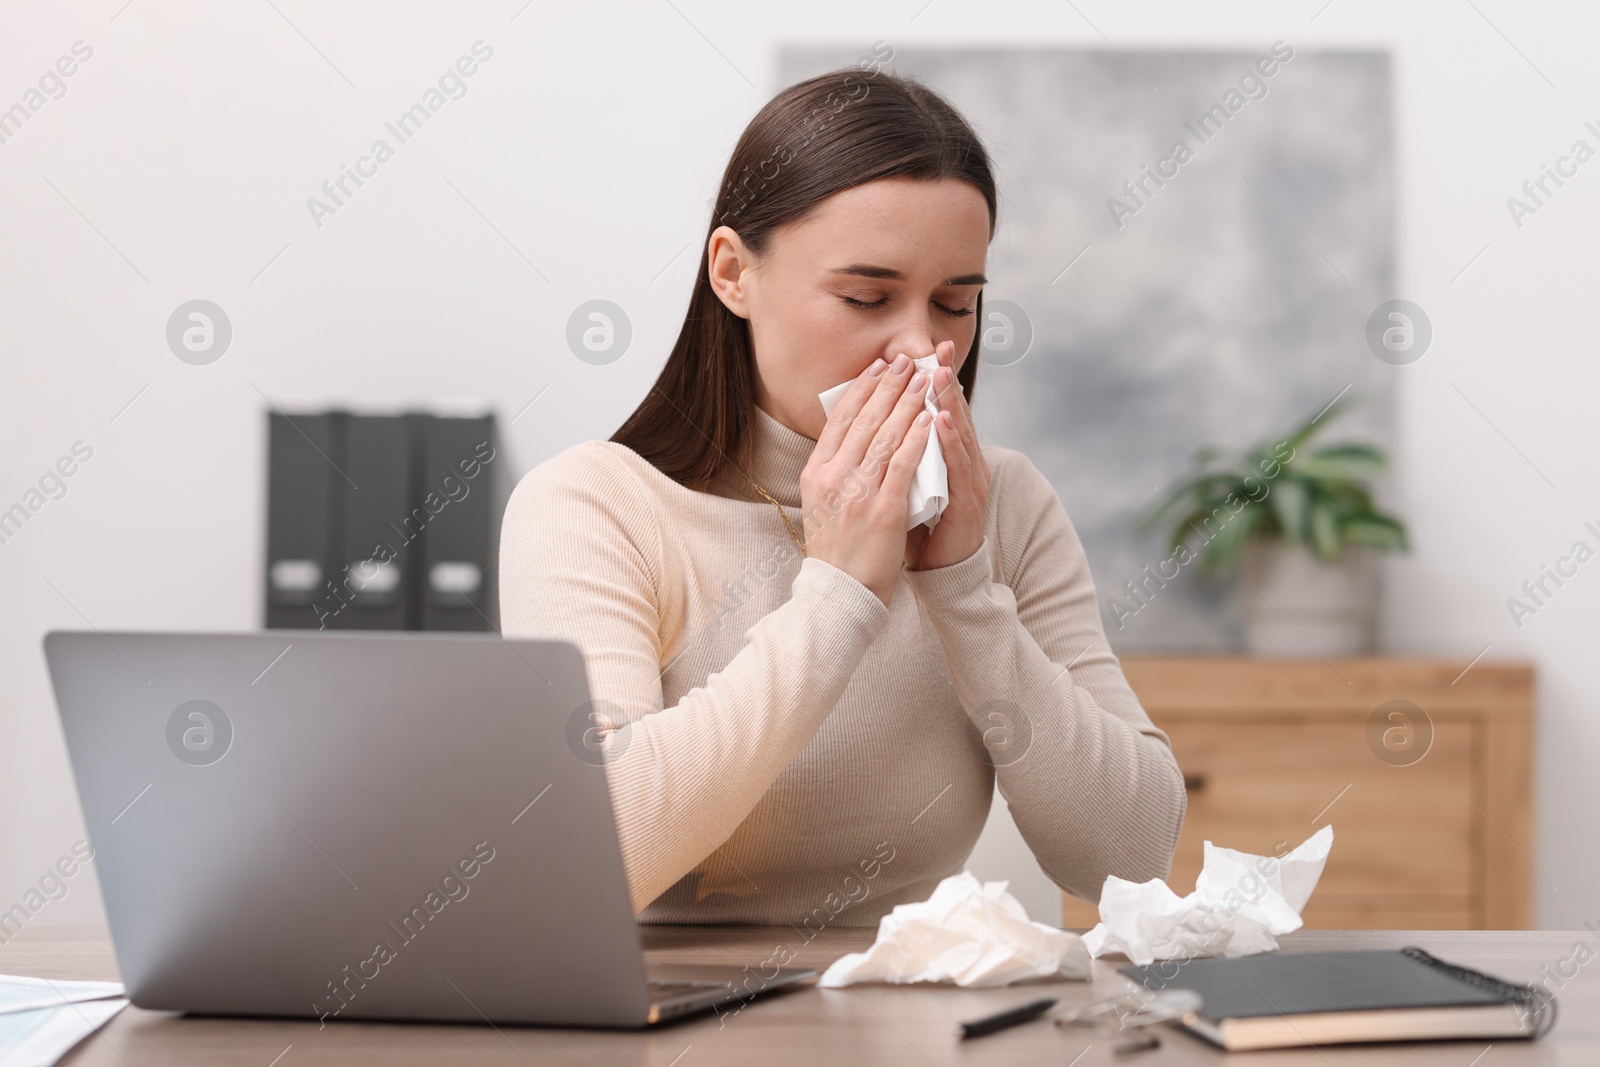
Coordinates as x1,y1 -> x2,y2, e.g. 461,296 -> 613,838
905,340 -> 992,572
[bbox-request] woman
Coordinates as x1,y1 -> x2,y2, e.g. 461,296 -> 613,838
500,66 -> 1186,926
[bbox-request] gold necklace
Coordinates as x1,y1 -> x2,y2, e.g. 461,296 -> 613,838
747,477 -> 806,556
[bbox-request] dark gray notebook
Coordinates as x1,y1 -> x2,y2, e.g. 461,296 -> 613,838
1120,948 -> 1555,1051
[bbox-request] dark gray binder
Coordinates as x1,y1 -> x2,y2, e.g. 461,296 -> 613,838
416,415 -> 500,632
265,409 -> 506,632
335,414 -> 412,630
264,413 -> 339,630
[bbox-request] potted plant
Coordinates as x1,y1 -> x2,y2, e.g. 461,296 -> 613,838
1135,397 -> 1409,656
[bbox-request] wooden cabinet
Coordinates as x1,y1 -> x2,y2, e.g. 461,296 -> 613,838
1060,657 -> 1535,930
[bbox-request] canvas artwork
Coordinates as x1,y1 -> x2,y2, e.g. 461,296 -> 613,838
777,44 -> 1396,650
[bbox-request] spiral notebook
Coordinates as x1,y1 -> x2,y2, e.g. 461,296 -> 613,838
1120,947 -> 1558,1052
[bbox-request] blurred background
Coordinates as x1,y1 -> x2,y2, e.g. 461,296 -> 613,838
2,1 -> 1595,933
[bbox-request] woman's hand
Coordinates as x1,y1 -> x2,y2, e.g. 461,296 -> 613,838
906,340 -> 991,572
800,352 -> 934,606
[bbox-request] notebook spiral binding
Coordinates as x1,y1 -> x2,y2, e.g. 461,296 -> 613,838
1400,946 -> 1559,1040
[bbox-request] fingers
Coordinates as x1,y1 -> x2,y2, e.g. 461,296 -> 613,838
812,357 -> 887,466
935,405 -> 970,486
879,408 -> 933,506
928,343 -> 963,417
834,352 -> 924,474
929,348 -> 990,484
861,364 -> 933,483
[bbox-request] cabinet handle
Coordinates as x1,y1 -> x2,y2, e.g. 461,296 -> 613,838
1182,773 -> 1207,792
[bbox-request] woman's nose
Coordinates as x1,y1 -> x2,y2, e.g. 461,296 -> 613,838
886,327 -> 936,362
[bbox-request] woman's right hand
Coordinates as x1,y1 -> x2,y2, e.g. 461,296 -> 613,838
800,352 -> 934,606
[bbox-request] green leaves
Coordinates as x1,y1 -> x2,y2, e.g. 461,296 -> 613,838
1204,501 -> 1265,573
1268,477 -> 1308,543
1343,514 -> 1409,552
1137,396 -> 1409,575
1135,472 -> 1239,542
1296,443 -> 1386,482
1308,498 -> 1341,560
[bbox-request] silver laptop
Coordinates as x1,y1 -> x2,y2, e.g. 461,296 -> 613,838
43,630 -> 813,1027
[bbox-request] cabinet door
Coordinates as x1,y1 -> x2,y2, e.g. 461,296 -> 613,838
1062,716 -> 1478,930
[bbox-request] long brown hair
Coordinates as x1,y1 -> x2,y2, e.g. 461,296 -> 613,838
610,63 -> 998,490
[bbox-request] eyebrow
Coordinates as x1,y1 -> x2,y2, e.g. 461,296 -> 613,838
830,264 -> 988,286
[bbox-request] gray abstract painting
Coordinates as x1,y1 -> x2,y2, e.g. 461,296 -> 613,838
778,44 -> 1396,651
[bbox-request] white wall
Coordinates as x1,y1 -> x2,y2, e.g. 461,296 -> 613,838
2,1 -> 1595,931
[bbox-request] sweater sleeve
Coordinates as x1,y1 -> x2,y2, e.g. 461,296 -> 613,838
902,449 -> 1186,903
497,445 -> 890,914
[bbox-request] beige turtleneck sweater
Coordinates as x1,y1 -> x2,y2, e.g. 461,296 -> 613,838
499,404 -> 1186,926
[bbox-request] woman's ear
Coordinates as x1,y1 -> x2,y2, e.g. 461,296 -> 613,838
706,225 -> 755,320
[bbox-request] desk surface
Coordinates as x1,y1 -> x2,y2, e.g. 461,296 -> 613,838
4,925 -> 1595,1065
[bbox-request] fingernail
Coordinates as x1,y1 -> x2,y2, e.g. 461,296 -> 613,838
866,358 -> 886,376
890,353 -> 910,373
915,410 -> 932,426
908,371 -> 927,390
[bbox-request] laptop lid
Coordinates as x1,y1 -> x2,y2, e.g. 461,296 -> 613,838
43,630 -> 652,1027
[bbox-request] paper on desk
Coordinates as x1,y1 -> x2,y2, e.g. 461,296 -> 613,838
0,998 -> 127,1067
1082,825 -> 1334,965
818,354 -> 948,532
0,976 -> 124,1017
818,871 -> 1092,988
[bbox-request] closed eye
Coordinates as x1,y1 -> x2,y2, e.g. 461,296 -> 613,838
841,295 -> 975,318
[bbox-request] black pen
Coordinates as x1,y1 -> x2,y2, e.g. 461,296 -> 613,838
958,996 -> 1058,1039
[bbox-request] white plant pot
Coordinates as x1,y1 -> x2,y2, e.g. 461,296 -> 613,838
1239,540 -> 1377,657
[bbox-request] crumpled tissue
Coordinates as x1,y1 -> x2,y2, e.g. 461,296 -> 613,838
1083,825 -> 1334,965
818,353 -> 948,531
818,871 -> 1092,988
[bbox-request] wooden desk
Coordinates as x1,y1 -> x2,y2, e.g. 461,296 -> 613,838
5,925 -> 1594,1064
